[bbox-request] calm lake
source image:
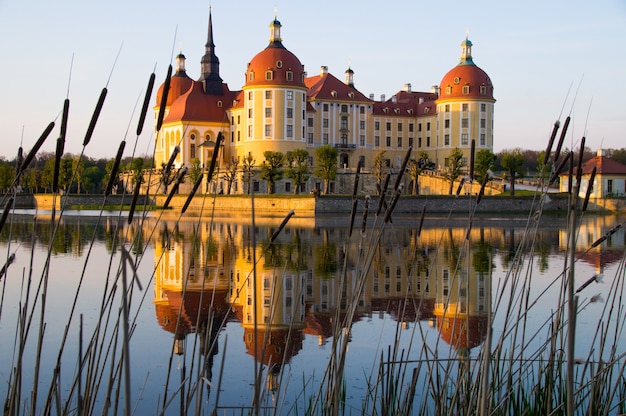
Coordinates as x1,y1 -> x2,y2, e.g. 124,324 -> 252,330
1,209 -> 624,414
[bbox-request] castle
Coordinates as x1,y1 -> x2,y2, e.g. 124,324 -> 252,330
153,10 -> 495,195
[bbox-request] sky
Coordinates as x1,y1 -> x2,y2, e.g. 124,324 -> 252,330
0,0 -> 624,161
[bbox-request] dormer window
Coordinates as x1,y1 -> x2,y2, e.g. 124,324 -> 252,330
394,108 -> 400,114
249,71 -> 255,81
383,107 -> 389,113
462,85 -> 470,94
276,60 -> 283,68
265,71 -> 273,80
454,77 -> 460,85
217,101 -> 223,107
480,85 -> 487,95
446,86 -> 452,95
331,91 -> 337,97
348,92 -> 354,98
286,71 -> 293,81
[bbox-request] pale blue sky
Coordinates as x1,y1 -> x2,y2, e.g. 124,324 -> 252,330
0,0 -> 624,160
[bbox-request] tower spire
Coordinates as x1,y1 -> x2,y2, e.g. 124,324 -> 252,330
268,13 -> 284,48
459,35 -> 475,66
200,6 -> 223,94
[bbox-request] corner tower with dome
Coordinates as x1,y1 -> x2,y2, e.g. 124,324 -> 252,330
153,9 -> 495,195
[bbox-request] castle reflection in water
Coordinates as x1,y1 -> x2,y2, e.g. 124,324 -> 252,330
151,214 -> 625,383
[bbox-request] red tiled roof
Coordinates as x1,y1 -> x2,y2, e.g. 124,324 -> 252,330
439,64 -> 494,101
163,81 -> 238,124
305,72 -> 371,102
580,156 -> 626,175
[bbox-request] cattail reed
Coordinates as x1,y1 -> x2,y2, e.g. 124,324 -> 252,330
127,172 -> 142,224
181,173 -> 203,214
549,151 -> 571,186
392,147 -> 412,192
0,252 -> 15,282
205,133 -> 223,182
455,176 -> 466,196
469,139 -> 475,181
576,136 -> 586,186
136,73 -> 156,136
163,146 -> 180,176
269,210 -> 295,243
19,121 -> 55,174
383,183 -> 403,223
348,159 -> 362,237
162,166 -> 187,209
0,197 -> 13,234
576,274 -> 602,293
83,87 -> 107,146
581,166 -> 596,212
544,120 -> 560,161
476,173 -> 490,204
361,195 -> 370,235
156,65 -> 172,132
552,116 -> 570,165
417,205 -> 426,237
376,173 -> 391,216
104,141 -> 126,196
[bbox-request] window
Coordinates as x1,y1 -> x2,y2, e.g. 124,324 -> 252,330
323,103 -> 329,112
426,136 -> 430,147
248,109 -> 252,118
265,90 -> 272,99
398,123 -> 403,132
480,86 -> 487,95
444,134 -> 450,146
386,136 -> 391,147
265,124 -> 272,136
287,108 -> 293,118
481,103 -> 486,112
286,71 -> 293,81
446,86 -> 452,95
237,131 -> 241,142
190,143 -> 196,158
445,104 -> 450,112
359,120 -> 365,129
480,133 -> 485,146
308,132 -> 313,144
341,104 -> 348,113
359,155 -> 365,167
462,103 -> 468,111
340,117 -> 348,130
426,122 -> 431,131
607,179 -> 613,194
307,118 -> 313,127
462,118 -> 468,128
237,115 -> 241,123
480,118 -> 486,128
323,118 -> 329,128
285,182 -> 291,193
462,85 -> 470,94
287,91 -> 293,100
375,121 -> 380,130
340,134 -> 348,145
323,133 -> 329,144
386,122 -> 391,131
248,125 -> 252,137
359,106 -> 365,114
249,72 -> 255,81
409,123 -> 414,133
374,136 -> 380,147
265,107 -> 272,117
287,125 -> 293,137
397,137 -> 402,147
418,123 -> 422,132
265,71 -> 273,80
409,137 -> 413,147
359,135 -> 365,146
461,133 -> 469,145
253,181 -> 260,192
444,119 -> 450,128
418,137 -> 422,148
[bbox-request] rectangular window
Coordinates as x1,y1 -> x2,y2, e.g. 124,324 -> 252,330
462,85 -> 470,94
444,134 -> 450,146
480,118 -> 486,128
308,133 -> 313,144
341,104 -> 348,113
386,136 -> 391,147
237,131 -> 241,142
359,135 -> 365,146
248,125 -> 252,137
480,86 -> 487,95
287,108 -> 293,118
397,123 -> 403,132
445,104 -> 450,112
190,143 -> 196,158
461,133 -> 469,145
607,179 -> 614,194
426,136 -> 430,147
426,122 -> 431,131
397,137 -> 402,147
287,91 -> 293,100
386,122 -> 391,131
265,107 -> 272,117
340,117 -> 348,130
286,71 -> 293,81
285,182 -> 291,193
375,121 -> 380,130
418,137 -> 422,148
265,71 -> 273,81
359,106 -> 365,114
481,103 -> 486,112
307,118 -> 313,127
480,133 -> 486,146
253,181 -> 260,192
444,119 -> 450,128
287,125 -> 293,137
323,118 -> 329,128
323,103 -> 329,112
323,133 -> 329,144
248,91 -> 253,100
374,136 -> 380,147
462,103 -> 469,111
409,123 -> 414,132
265,124 -> 271,136
359,120 -> 365,129
462,118 -> 469,128
248,109 -> 253,118
418,123 -> 422,132
359,155 -> 365,167
409,137 -> 413,147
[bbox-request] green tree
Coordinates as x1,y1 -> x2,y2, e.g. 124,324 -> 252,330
0,161 -> 14,193
59,157 -> 73,192
260,151 -> 284,194
222,157 -> 239,195
373,150 -> 388,190
130,157 -> 144,186
406,158 -> 422,195
72,156 -> 85,194
443,147 -> 465,195
242,154 -> 256,194
474,149 -> 496,183
285,149 -> 310,194
500,149 -> 525,195
188,157 -> 203,185
314,145 -> 338,195
611,148 -> 626,165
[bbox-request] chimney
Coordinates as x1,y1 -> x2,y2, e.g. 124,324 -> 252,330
431,85 -> 440,95
404,83 -> 412,92
369,93 -> 375,100
381,94 -> 386,102
320,66 -> 328,76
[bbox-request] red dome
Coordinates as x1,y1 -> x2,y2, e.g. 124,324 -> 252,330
245,18 -> 305,88
439,38 -> 494,101
156,71 -> 194,108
